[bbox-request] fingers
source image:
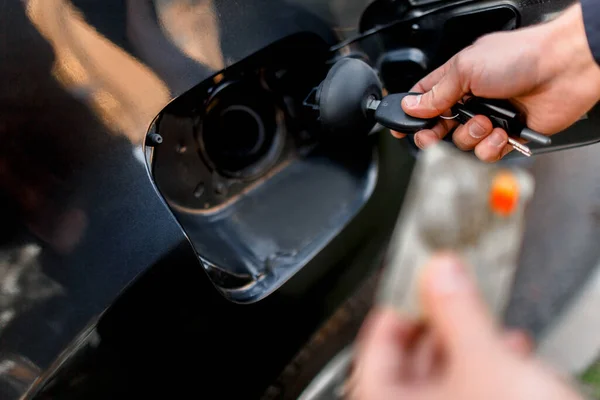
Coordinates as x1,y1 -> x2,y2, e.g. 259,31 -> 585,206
411,330 -> 441,381
391,130 -> 406,139
452,115 -> 515,163
351,308 -> 421,399
452,115 -> 494,150
355,308 -> 421,382
419,253 -> 500,358
402,57 -> 469,119
389,51 -> 514,162
393,113 -> 457,145
413,117 -> 458,149
407,328 -> 532,383
502,329 -> 534,357
473,128 -> 509,162
399,121 -> 513,163
391,62 -> 455,139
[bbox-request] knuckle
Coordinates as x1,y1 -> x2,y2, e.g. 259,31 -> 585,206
426,85 -> 442,113
453,136 -> 470,151
425,85 -> 448,114
411,81 -> 426,93
454,52 -> 469,74
452,127 -> 472,151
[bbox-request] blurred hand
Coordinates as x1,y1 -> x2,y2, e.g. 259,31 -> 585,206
349,253 -> 583,400
394,3 -> 600,162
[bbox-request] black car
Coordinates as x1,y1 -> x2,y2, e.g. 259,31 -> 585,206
1,0 -> 599,398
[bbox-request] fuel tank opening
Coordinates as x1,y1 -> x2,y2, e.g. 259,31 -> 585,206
147,33 -> 379,303
198,81 -> 284,180
215,106 -> 265,158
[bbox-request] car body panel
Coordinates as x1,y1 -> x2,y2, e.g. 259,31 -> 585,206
0,0 -> 588,398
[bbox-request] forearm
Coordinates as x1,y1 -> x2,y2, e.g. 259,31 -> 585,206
540,3 -> 600,96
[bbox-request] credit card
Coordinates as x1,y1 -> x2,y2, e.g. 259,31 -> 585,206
377,142 -> 535,320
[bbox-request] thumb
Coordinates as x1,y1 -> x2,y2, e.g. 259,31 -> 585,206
419,253 -> 501,357
349,308 -> 421,399
402,58 -> 468,118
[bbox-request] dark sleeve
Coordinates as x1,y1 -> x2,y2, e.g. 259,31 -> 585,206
582,0 -> 600,65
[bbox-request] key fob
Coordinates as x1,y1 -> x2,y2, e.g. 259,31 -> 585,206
374,93 -> 437,134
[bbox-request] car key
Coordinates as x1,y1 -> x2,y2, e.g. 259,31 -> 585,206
366,93 -> 437,134
314,58 -> 550,155
367,93 -> 550,156
506,138 -> 533,157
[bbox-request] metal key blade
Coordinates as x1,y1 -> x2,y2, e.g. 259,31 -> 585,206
508,138 -> 532,157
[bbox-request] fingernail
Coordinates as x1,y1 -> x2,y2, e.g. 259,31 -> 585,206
488,131 -> 506,147
403,95 -> 421,109
429,254 -> 468,296
414,132 -> 425,149
415,131 -> 438,149
469,121 -> 486,138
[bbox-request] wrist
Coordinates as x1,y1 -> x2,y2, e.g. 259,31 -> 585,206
542,3 -> 600,92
